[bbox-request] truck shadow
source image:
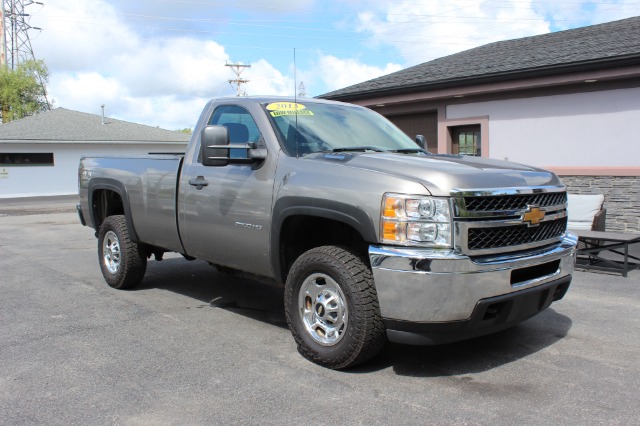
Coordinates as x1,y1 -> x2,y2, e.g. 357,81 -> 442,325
353,309 -> 573,377
136,257 -> 572,377
137,257 -> 288,330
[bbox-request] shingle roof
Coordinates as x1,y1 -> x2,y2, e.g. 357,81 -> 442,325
0,108 -> 191,142
321,16 -> 640,100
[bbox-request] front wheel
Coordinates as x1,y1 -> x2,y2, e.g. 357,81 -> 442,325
284,246 -> 386,369
98,215 -> 147,289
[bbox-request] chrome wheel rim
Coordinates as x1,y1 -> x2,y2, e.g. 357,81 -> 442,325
298,273 -> 348,346
102,230 -> 121,274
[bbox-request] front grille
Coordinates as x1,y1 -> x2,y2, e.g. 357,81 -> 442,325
463,192 -> 567,213
468,217 -> 567,251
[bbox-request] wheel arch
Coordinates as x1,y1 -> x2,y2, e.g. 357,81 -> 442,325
271,197 -> 377,283
88,178 -> 140,242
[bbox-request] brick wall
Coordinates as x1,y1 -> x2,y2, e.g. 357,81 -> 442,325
561,175 -> 640,234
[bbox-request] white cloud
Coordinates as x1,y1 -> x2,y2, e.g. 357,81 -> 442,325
48,72 -> 124,112
28,0 -> 323,128
354,0 -> 550,65
27,0 -> 244,129
108,38 -> 231,98
31,0 -> 138,71
46,71 -> 207,129
532,0 -> 640,31
315,55 -> 402,92
244,59 -> 295,96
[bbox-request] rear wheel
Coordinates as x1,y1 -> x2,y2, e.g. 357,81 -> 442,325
98,215 -> 147,289
284,246 -> 386,369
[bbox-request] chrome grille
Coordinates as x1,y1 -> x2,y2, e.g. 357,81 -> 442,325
453,188 -> 568,255
468,217 -> 567,251
462,192 -> 567,213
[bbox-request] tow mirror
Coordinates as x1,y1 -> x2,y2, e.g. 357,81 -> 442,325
248,146 -> 267,161
201,125 -> 230,167
201,125 -> 268,166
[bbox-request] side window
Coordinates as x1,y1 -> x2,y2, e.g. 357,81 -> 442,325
209,105 -> 261,159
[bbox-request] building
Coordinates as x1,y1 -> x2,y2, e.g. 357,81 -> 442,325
320,16 -> 640,233
0,108 -> 190,198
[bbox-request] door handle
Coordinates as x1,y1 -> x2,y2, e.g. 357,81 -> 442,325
188,176 -> 209,189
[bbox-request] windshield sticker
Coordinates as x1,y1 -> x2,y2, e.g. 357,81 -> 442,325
266,102 -> 314,117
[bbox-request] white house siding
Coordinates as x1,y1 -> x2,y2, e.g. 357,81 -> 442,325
0,142 -> 187,198
446,87 -> 640,168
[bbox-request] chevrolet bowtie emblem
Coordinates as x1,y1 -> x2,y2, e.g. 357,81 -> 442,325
522,206 -> 545,226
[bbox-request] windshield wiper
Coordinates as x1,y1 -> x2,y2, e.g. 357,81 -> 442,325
389,148 -> 428,154
329,146 -> 387,153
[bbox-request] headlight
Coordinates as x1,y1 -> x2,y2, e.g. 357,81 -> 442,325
381,193 -> 452,247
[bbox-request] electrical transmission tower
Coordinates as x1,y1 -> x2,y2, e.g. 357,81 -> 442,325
1,0 -> 50,107
297,82 -> 307,98
225,61 -> 251,97
2,0 -> 43,70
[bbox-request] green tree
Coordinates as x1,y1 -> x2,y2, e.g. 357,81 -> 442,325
0,60 -> 50,124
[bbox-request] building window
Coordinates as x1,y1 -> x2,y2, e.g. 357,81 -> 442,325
1,153 -> 55,166
451,126 -> 481,156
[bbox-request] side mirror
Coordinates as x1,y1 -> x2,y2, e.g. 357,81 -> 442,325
248,148 -> 267,160
201,125 -> 230,167
201,125 -> 268,166
415,134 -> 427,149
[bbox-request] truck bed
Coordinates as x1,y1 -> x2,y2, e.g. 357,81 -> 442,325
79,154 -> 185,253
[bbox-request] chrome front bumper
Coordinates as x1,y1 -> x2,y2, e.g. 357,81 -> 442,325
369,233 -> 577,324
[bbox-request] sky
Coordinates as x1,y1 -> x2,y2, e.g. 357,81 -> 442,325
21,0 -> 640,130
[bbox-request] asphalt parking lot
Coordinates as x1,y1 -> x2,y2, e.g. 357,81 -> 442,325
1,196 -> 639,425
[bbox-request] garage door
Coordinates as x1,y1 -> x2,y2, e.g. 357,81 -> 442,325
387,112 -> 438,153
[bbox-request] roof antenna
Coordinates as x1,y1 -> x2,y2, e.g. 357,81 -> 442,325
294,48 -> 299,158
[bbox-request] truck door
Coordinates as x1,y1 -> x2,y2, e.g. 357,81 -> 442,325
179,104 -> 276,277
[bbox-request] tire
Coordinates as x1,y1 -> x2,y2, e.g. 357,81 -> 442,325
284,246 -> 387,369
97,215 -> 147,289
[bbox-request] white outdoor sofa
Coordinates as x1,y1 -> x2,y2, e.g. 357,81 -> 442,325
567,193 -> 606,232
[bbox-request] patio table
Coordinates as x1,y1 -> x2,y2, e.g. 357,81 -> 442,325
572,230 -> 640,277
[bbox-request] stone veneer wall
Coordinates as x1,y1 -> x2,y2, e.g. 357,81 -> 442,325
560,175 -> 640,234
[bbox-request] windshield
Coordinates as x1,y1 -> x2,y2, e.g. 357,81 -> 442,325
264,101 -> 421,156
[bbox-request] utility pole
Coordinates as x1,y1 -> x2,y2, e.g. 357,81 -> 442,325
0,4 -> 5,66
225,61 -> 251,97
1,0 -> 50,108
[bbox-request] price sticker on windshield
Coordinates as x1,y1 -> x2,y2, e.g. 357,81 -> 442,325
266,102 -> 314,117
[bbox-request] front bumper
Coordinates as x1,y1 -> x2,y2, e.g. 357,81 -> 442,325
369,233 -> 577,344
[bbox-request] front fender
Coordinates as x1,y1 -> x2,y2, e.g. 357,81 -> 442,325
270,196 -> 378,282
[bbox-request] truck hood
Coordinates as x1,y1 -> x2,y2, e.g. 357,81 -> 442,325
307,152 -> 562,196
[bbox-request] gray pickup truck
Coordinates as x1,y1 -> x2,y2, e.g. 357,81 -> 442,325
78,96 -> 577,369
